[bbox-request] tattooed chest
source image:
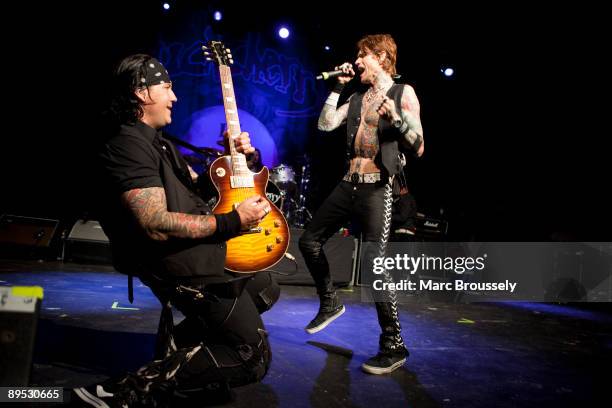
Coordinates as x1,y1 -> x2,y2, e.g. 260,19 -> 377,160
353,104 -> 380,158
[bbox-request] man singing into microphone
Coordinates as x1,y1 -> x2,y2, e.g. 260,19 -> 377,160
299,34 -> 424,374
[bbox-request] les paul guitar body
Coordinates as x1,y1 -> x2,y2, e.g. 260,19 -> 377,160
209,156 -> 290,273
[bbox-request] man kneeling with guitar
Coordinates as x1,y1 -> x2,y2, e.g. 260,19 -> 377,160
73,54 -> 280,407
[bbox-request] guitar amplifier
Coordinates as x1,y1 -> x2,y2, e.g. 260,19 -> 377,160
415,213 -> 448,240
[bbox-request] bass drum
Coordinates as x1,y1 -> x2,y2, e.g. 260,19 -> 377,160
206,181 -> 284,211
265,180 -> 284,209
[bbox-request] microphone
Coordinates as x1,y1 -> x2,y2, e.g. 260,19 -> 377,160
316,64 -> 354,80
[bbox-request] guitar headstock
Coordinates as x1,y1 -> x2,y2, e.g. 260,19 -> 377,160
202,41 -> 234,67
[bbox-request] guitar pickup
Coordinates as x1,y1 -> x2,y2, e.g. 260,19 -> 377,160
241,226 -> 262,234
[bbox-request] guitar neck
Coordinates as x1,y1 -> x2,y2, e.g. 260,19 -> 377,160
218,65 -> 249,175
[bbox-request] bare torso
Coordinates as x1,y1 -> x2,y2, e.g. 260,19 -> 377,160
348,89 -> 389,174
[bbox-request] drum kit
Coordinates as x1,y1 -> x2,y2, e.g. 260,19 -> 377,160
184,143 -> 312,228
267,162 -> 312,228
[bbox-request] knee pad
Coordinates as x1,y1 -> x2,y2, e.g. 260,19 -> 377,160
231,329 -> 271,383
256,281 -> 280,313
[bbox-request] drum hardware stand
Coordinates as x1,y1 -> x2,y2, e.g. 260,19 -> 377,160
292,162 -> 313,228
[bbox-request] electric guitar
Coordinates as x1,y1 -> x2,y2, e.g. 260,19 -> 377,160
203,40 -> 290,273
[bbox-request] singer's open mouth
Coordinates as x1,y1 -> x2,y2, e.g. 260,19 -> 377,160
356,65 -> 365,78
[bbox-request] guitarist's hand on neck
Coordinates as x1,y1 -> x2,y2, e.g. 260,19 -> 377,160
224,131 -> 255,155
236,195 -> 271,229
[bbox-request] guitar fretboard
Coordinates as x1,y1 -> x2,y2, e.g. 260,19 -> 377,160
218,65 -> 252,183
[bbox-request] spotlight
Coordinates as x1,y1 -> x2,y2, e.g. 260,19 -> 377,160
278,27 -> 290,39
213,11 -> 222,21
324,45 -> 331,51
442,67 -> 454,77
163,3 -> 170,10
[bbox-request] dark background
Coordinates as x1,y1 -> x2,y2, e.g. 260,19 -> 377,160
1,1 -> 608,241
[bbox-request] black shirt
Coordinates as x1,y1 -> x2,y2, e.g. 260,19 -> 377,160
98,121 -> 228,283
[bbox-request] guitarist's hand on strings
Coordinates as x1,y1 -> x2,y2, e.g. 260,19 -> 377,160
223,131 -> 255,155
236,195 -> 271,229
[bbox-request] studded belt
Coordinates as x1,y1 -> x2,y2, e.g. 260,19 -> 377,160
343,172 -> 382,184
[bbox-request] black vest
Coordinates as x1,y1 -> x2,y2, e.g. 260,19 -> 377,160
346,84 -> 405,177
100,124 -> 227,283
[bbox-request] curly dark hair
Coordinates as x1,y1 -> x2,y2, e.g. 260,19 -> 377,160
107,54 -> 155,125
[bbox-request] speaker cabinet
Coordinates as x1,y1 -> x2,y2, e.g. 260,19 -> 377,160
64,219 -> 112,263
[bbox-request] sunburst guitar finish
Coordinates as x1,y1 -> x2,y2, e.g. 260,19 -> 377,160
209,157 -> 290,272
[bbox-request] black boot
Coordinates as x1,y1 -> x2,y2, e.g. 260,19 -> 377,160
361,301 -> 408,374
361,346 -> 409,375
305,291 -> 345,334
299,236 -> 345,334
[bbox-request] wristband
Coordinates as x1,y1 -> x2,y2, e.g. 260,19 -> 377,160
214,210 -> 242,240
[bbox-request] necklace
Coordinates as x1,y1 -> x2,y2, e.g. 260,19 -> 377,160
364,77 -> 393,104
364,86 -> 384,104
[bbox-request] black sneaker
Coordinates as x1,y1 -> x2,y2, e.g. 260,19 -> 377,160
305,294 -> 345,334
70,383 -> 132,408
361,347 -> 409,375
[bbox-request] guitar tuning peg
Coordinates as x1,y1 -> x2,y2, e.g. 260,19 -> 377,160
202,45 -> 208,50
226,48 -> 232,54
227,54 -> 233,59
206,57 -> 212,61
203,51 -> 210,55
229,59 -> 234,65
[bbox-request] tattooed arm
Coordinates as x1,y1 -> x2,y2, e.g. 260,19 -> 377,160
398,85 -> 424,157
377,85 -> 424,156
318,99 -> 350,131
121,188 -> 269,241
121,187 -> 216,241
317,62 -> 354,132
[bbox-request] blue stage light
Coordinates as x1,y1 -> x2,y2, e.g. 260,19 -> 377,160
278,27 -> 290,39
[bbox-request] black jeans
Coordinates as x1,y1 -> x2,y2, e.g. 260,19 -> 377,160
299,180 -> 405,350
134,271 -> 280,403
299,181 -> 385,294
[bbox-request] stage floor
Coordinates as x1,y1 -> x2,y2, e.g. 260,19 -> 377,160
1,260 -> 611,407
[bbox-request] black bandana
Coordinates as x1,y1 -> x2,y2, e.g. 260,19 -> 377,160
139,58 -> 171,87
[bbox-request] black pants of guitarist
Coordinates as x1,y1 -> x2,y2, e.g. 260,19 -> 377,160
299,180 -> 405,351
121,272 -> 280,405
